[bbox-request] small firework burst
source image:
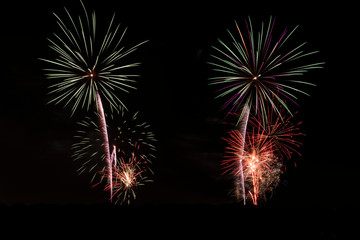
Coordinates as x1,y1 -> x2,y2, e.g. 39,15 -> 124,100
72,109 -> 156,183
222,129 -> 282,205
209,16 -> 324,124
100,144 -> 152,205
40,0 -> 147,115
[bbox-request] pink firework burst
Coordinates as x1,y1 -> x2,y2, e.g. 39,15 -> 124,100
222,129 -> 282,205
97,144 -> 152,204
247,105 -> 304,164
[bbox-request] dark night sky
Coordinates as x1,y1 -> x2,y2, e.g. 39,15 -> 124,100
1,0 -> 359,210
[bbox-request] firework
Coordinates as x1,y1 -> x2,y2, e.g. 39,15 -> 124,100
99,144 -> 152,204
41,0 -> 147,200
222,129 -> 281,205
246,159 -> 282,205
40,0 -> 147,115
72,108 -> 156,203
209,16 -> 324,123
209,16 -> 323,203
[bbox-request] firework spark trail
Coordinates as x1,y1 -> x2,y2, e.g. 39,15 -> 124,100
236,105 -> 249,204
110,145 -> 117,167
247,153 -> 261,205
96,91 -> 112,199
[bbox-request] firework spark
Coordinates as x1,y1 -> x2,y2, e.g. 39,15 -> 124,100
40,0 -> 147,115
99,144 -> 152,204
208,16 -> 324,123
222,129 -> 282,205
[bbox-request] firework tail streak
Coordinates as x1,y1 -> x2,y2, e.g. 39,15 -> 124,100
95,91 -> 113,200
236,104 -> 249,205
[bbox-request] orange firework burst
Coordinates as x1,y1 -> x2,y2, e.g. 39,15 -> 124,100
223,129 -> 282,205
248,105 -> 304,163
96,144 -> 152,204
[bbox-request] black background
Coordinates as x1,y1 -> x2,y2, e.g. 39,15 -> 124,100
1,0 -> 359,233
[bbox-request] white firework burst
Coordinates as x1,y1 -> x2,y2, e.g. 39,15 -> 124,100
40,0 -> 147,115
